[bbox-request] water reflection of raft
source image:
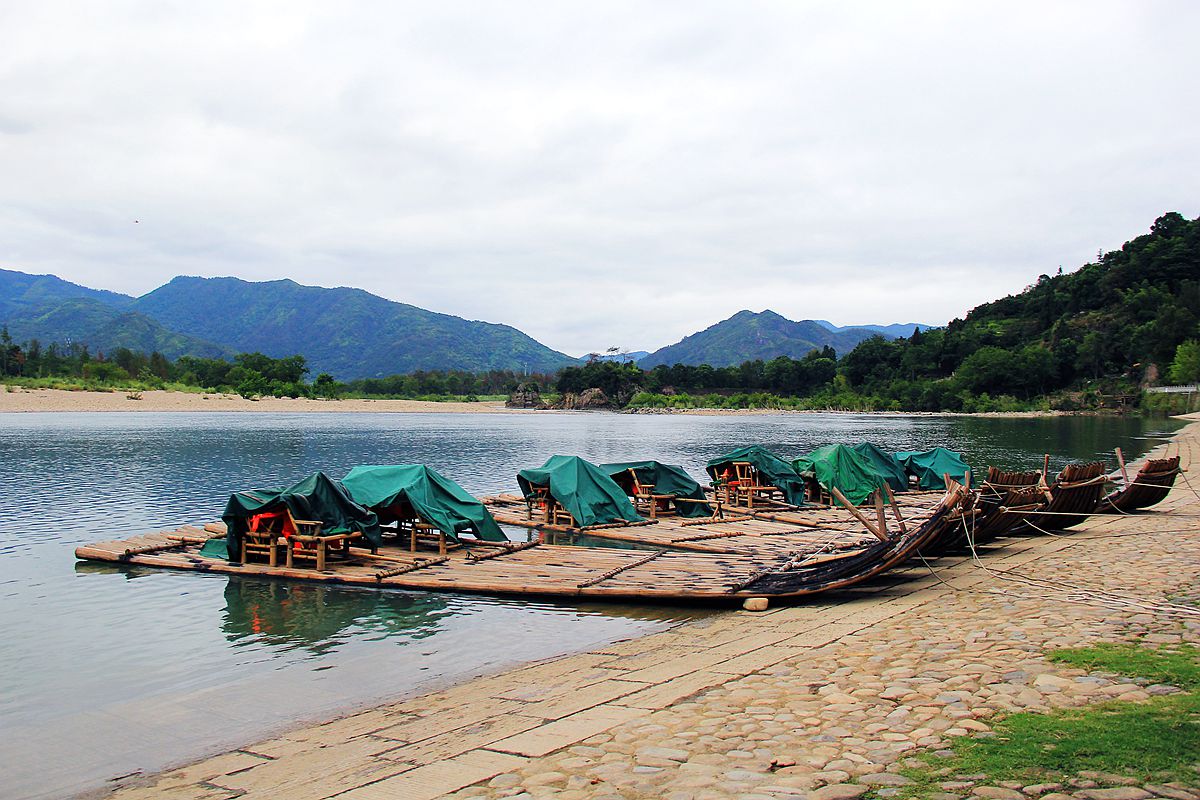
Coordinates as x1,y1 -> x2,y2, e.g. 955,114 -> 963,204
74,484 -> 971,603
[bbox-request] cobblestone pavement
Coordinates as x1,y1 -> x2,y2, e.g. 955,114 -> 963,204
107,423 -> 1200,800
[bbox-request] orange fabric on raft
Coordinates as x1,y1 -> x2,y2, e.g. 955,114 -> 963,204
249,511 -> 296,537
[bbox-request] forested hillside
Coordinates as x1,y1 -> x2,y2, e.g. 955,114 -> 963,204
831,212 -> 1200,409
0,270 -> 231,360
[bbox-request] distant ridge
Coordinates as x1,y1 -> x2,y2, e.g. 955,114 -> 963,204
577,350 -> 651,364
639,310 -> 894,368
0,269 -> 576,378
812,320 -> 935,338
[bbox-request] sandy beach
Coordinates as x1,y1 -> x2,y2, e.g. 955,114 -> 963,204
0,386 -> 516,414
0,386 -> 1082,417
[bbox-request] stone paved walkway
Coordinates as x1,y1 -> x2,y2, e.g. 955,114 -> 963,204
108,422 -> 1200,800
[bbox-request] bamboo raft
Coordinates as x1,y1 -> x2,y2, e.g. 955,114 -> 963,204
74,486 -> 972,603
482,490 -> 952,556
1097,455 -> 1182,513
969,468 -> 1048,545
73,446 -> 1180,605
1015,461 -> 1108,533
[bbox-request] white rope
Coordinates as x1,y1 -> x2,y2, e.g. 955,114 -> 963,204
912,510 -> 1200,622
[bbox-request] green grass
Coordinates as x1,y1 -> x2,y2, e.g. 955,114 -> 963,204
896,645 -> 1200,796
2,376 -> 208,393
1049,643 -> 1200,690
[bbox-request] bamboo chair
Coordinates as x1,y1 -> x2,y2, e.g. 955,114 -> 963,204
377,501 -> 448,554
732,462 -> 781,508
546,497 -> 577,527
240,512 -> 289,566
282,515 -> 363,571
627,469 -> 676,519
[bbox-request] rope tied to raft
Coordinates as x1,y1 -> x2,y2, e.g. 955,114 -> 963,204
912,508 -> 1200,621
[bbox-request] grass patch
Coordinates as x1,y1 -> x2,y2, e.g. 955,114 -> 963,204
897,645 -> 1200,796
1049,643 -> 1200,690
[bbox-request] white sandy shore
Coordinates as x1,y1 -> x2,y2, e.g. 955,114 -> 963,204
0,386 -> 517,413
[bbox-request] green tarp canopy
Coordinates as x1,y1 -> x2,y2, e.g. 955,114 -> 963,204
599,460 -> 712,518
792,444 -> 891,506
340,464 -> 506,542
852,442 -> 910,492
894,447 -> 972,490
207,471 -> 381,562
705,445 -> 808,506
517,455 -> 643,527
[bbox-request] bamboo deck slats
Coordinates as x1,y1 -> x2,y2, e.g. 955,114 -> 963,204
74,485 -> 971,602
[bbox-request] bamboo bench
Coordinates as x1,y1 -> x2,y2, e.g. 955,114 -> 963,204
285,526 -> 362,571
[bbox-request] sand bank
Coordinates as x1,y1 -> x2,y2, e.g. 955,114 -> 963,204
0,386 -> 515,414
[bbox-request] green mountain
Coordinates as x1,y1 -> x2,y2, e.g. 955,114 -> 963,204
0,269 -> 231,360
639,310 -> 888,368
0,268 -> 131,318
130,276 -> 576,378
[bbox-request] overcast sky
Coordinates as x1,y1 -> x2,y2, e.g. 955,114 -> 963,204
1,2 -> 1197,356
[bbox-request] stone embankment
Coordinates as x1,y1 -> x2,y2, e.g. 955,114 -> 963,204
108,423 -> 1200,800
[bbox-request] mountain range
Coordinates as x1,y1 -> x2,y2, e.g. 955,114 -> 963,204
0,268 -> 932,378
638,310 -> 914,368
0,270 -> 576,378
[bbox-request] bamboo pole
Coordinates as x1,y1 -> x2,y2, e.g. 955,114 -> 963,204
830,487 -> 887,542
578,550 -> 666,588
465,541 -> 540,562
376,556 -> 451,581
122,541 -> 188,557
679,515 -> 752,527
874,490 -> 888,538
1115,447 -> 1130,485
883,485 -> 907,533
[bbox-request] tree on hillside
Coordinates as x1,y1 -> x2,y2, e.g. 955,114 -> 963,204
1168,340 -> 1200,384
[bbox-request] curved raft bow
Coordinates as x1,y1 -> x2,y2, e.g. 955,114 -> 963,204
1096,456 -> 1182,513
730,482 -> 973,597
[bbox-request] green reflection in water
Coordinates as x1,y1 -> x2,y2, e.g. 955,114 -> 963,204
221,579 -> 450,655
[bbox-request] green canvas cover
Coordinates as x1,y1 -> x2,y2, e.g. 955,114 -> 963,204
208,471 -> 381,562
340,464 -> 506,542
852,442 -> 910,492
894,447 -> 972,490
792,444 -> 890,506
705,445 -> 808,506
517,455 -> 643,527
600,460 -> 712,518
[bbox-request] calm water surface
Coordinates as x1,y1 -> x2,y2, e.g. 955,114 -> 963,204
0,411 -> 1183,799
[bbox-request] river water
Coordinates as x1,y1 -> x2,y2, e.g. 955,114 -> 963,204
0,411 -> 1183,799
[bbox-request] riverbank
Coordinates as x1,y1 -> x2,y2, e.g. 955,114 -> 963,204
0,385 -> 1112,417
626,406 -> 1080,418
0,386 -> 513,413
96,419 -> 1200,800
